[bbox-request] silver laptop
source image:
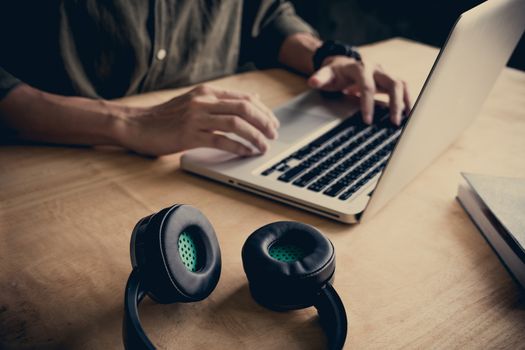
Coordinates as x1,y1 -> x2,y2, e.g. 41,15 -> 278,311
181,0 -> 525,224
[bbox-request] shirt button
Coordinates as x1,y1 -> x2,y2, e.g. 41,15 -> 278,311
156,49 -> 167,61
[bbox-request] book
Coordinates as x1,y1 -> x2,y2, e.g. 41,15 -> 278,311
457,173 -> 525,290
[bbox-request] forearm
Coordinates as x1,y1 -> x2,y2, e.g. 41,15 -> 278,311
278,32 -> 322,75
0,84 -> 128,146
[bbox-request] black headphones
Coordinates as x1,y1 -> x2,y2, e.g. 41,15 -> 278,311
123,204 -> 347,349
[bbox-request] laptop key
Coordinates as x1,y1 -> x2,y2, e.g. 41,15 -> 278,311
339,188 -> 356,200
323,181 -> 348,197
261,168 -> 274,176
277,164 -> 309,182
292,171 -> 319,187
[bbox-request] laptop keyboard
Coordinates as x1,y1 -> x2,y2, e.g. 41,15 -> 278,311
260,105 -> 405,201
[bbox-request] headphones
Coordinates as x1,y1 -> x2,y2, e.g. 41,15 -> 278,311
123,204 -> 347,349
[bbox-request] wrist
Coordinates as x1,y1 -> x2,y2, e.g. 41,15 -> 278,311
105,101 -> 134,148
279,33 -> 322,75
66,97 -> 129,147
106,101 -> 148,150
312,40 -> 362,72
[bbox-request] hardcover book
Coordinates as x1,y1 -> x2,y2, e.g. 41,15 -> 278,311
457,173 -> 525,290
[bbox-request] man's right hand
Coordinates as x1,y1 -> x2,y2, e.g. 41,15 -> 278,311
116,85 -> 280,157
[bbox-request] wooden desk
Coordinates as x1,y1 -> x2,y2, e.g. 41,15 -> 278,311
1,38 -> 524,349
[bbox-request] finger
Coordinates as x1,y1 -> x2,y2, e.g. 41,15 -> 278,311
374,71 -> 404,126
240,94 -> 280,129
197,132 -> 255,157
342,84 -> 360,96
358,65 -> 376,125
190,84 -> 278,127
308,66 -> 336,89
204,87 -> 279,128
201,99 -> 277,140
250,96 -> 280,129
390,81 -> 404,126
198,114 -> 268,153
402,80 -> 412,115
387,80 -> 404,126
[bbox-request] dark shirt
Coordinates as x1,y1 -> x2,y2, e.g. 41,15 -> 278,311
0,0 -> 314,100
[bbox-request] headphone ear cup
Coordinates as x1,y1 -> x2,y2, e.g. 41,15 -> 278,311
131,204 -> 221,304
241,221 -> 335,311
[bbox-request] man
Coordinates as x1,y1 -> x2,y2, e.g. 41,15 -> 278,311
0,0 -> 410,157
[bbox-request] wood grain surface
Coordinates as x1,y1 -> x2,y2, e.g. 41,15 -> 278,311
1,39 -> 524,350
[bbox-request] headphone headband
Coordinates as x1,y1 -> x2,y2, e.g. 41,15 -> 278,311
123,270 -> 347,350
315,284 -> 348,350
124,269 -> 154,350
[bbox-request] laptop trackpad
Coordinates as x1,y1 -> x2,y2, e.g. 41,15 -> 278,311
276,107 -> 338,144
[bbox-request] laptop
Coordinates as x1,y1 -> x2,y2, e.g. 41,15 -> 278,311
181,0 -> 525,224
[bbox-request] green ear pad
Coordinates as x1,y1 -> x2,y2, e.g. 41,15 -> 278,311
269,243 -> 307,262
178,231 -> 201,272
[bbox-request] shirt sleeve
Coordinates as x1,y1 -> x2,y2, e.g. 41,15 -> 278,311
241,0 -> 318,68
0,66 -> 21,100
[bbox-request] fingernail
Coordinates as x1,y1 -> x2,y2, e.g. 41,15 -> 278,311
268,128 -> 277,140
308,78 -> 318,88
273,116 -> 280,128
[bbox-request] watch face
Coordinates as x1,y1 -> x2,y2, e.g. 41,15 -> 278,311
332,43 -> 348,57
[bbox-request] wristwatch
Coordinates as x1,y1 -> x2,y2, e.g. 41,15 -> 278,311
312,40 -> 362,71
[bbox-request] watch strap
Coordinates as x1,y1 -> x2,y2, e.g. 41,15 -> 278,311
313,40 -> 362,71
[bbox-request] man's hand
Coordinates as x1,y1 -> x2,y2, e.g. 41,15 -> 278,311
116,85 -> 279,156
0,84 -> 278,157
279,33 -> 412,126
308,56 -> 412,126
